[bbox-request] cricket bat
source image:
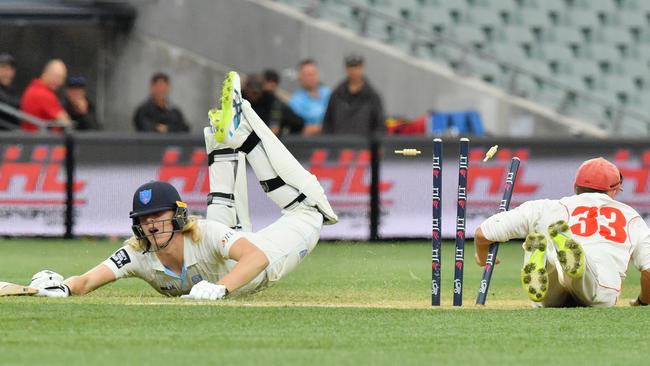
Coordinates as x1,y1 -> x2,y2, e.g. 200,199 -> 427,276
0,281 -> 38,296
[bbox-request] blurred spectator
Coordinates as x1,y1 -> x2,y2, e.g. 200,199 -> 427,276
63,76 -> 101,131
322,54 -> 385,136
288,59 -> 331,136
262,69 -> 280,93
20,59 -> 72,132
243,73 -> 304,136
0,53 -> 20,129
133,72 -> 189,133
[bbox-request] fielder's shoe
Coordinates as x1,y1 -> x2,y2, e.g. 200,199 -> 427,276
208,71 -> 243,144
547,220 -> 585,279
521,232 -> 549,302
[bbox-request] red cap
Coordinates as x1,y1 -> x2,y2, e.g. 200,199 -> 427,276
574,157 -> 622,191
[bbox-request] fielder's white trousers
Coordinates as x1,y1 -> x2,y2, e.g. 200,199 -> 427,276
524,248 -> 619,308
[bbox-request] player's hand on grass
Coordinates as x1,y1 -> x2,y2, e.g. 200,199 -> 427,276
629,297 -> 648,307
180,280 -> 227,300
35,284 -> 71,298
30,270 -> 70,298
30,270 -> 64,288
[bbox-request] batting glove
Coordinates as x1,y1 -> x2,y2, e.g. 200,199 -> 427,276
35,284 -> 71,298
30,270 -> 64,290
180,280 -> 228,300
29,270 -> 70,298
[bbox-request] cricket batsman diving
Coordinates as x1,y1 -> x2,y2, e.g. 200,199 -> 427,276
29,71 -> 338,300
474,157 -> 650,307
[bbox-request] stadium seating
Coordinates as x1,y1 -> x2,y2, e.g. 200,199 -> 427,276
431,110 -> 486,136
277,0 -> 650,134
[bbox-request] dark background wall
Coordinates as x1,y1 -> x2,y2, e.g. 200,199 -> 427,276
0,25 -> 104,109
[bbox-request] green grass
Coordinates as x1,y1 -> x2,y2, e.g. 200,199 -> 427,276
0,239 -> 647,365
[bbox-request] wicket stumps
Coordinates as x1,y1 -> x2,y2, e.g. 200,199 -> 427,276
431,138 -> 470,307
476,157 -> 521,305
453,138 -> 469,307
431,139 -> 442,306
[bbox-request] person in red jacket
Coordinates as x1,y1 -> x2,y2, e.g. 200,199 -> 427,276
20,59 -> 72,132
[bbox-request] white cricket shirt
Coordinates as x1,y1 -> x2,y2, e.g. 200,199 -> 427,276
480,193 -> 650,289
101,219 -> 267,297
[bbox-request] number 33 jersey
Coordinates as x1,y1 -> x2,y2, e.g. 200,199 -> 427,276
480,192 -> 650,280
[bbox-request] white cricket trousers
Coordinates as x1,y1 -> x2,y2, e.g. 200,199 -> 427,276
234,203 -> 323,295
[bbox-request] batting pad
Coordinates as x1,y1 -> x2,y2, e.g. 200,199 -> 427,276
0,281 -> 38,296
240,101 -> 338,225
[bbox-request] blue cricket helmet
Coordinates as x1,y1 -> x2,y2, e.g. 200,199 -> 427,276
130,181 -> 184,218
130,181 -> 188,240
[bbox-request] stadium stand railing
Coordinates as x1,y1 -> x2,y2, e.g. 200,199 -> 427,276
0,101 -> 70,132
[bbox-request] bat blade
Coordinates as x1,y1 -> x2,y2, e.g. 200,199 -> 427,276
0,281 -> 38,296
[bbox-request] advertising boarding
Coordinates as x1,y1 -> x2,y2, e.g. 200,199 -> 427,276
2,135 -> 650,240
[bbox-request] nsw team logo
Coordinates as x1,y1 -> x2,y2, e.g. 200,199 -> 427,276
191,274 -> 203,284
139,189 -> 152,205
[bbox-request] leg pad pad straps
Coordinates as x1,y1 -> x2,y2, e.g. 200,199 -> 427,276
283,193 -> 306,210
207,192 -> 235,207
260,176 -> 285,193
208,148 -> 238,165
238,132 -> 261,154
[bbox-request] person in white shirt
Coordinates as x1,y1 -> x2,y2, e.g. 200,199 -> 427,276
29,71 -> 338,300
475,157 -> 650,307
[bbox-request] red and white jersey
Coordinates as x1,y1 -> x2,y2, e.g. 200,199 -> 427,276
480,193 -> 650,280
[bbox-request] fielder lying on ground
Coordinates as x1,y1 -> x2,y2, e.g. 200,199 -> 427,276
474,157 -> 650,307
29,71 -> 338,300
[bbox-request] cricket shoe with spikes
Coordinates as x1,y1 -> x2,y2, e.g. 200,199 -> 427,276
521,232 -> 549,302
548,220 -> 585,279
208,71 -> 246,146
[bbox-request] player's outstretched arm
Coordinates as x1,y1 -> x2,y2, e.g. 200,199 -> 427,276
64,264 -> 117,296
219,238 -> 270,292
29,264 -> 116,298
182,237 -> 269,300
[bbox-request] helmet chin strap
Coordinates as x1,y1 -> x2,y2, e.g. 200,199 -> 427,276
143,231 -> 177,254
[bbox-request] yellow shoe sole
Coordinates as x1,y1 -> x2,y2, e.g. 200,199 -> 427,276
209,71 -> 237,143
521,232 -> 549,302
208,108 -> 224,142
547,220 -> 585,279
